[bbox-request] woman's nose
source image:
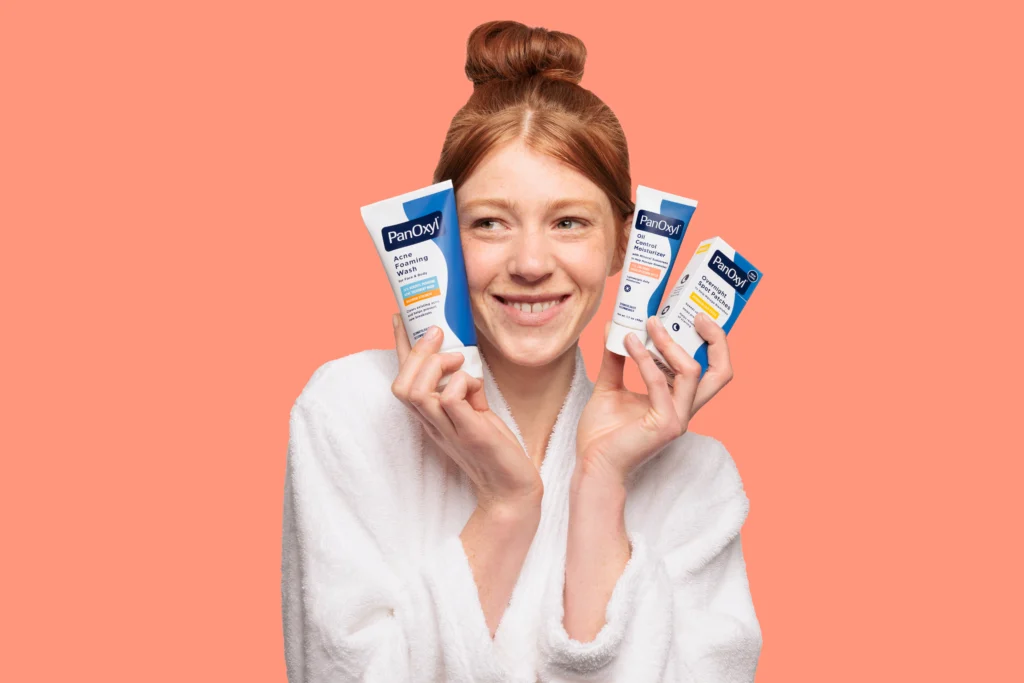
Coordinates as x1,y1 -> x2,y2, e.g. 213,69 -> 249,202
507,227 -> 556,281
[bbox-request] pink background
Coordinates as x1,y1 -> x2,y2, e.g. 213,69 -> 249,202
2,1 -> 1021,680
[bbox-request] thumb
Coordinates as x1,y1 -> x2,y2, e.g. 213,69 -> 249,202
595,320 -> 626,391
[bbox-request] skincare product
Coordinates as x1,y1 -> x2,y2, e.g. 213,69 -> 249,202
647,236 -> 762,381
606,185 -> 698,356
361,180 -> 482,387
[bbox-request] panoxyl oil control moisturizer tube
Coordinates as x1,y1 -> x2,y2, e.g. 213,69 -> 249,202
646,236 -> 762,382
361,179 -> 482,388
606,185 -> 698,356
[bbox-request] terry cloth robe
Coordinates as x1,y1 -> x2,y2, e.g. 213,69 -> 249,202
282,345 -> 762,682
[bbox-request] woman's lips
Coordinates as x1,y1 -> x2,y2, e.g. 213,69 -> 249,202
493,294 -> 570,326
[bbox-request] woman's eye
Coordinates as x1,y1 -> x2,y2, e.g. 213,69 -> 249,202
556,218 -> 585,230
474,219 -> 501,230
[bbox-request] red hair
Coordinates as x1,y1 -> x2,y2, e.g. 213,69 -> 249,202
433,21 -> 634,260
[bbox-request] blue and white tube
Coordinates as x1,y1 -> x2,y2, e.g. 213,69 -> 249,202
361,179 -> 482,387
606,185 -> 698,356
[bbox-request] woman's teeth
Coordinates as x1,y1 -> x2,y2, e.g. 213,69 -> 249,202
508,299 -> 560,313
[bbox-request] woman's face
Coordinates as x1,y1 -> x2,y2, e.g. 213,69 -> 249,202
457,140 -> 627,367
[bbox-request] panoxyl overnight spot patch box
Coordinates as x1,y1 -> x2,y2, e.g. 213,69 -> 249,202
646,236 -> 762,381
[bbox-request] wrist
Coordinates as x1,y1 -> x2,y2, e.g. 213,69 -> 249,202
572,453 -> 628,496
571,476 -> 627,519
476,489 -> 543,526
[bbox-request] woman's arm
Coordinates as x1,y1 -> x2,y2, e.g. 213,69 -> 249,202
387,318 -> 547,640
540,315 -> 760,681
461,490 -> 542,637
561,463 -> 631,642
282,397 -> 518,683
537,439 -> 762,683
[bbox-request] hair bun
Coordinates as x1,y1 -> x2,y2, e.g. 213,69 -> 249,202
465,21 -> 586,87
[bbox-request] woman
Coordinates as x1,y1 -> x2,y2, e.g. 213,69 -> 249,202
282,20 -> 762,683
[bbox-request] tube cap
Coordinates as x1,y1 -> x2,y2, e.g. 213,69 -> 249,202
436,345 -> 483,389
606,322 -> 648,357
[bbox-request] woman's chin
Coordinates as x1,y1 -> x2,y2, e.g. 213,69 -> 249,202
487,336 -> 572,368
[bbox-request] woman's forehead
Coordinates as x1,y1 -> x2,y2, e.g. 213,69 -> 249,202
457,142 -> 611,213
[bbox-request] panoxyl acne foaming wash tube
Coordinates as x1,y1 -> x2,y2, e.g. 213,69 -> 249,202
606,185 -> 698,356
646,236 -> 762,382
360,179 -> 482,388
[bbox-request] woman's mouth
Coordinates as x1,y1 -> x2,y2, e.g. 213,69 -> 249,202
493,294 -> 571,326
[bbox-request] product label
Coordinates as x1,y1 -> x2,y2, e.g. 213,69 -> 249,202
400,276 -> 441,306
381,211 -> 443,252
647,240 -> 760,380
612,205 -> 692,329
709,250 -> 758,295
636,210 -> 686,240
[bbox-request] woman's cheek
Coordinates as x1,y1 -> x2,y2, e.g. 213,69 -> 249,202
562,243 -> 610,295
462,242 -> 504,292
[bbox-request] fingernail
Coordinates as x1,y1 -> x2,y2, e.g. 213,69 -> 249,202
427,326 -> 441,340
696,312 -> 708,324
392,314 -> 399,329
627,332 -> 640,345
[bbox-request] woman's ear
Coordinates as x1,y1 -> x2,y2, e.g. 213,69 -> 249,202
609,213 -> 632,275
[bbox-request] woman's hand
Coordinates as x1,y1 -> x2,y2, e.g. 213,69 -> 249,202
390,314 -> 543,512
575,313 -> 734,486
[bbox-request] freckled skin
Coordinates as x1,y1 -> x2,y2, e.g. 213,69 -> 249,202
457,140 -> 628,367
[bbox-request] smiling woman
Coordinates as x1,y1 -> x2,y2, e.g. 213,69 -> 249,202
457,140 -> 623,360
283,19 -> 762,683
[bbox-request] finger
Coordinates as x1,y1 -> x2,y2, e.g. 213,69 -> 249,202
623,330 -> 677,425
692,312 -> 734,414
407,351 -> 467,435
461,373 -> 489,412
595,320 -> 626,391
420,418 -> 444,445
438,370 -> 488,439
392,325 -> 445,398
645,316 -> 702,420
393,313 -> 412,365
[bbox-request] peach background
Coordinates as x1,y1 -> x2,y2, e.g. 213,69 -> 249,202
2,1 -> 1021,680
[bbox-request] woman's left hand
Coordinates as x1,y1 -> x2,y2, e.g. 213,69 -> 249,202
575,312 -> 734,485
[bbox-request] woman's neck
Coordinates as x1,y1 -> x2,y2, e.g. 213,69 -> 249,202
478,336 -> 578,471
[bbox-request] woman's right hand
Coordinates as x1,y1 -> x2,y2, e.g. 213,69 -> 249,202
390,314 -> 543,514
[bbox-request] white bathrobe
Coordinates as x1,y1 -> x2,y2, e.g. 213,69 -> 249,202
282,346 -> 762,682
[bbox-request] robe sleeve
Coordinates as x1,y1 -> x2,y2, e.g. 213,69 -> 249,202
537,442 -> 762,683
282,397 -> 508,683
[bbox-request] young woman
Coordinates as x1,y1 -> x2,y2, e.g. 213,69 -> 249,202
282,20 -> 762,683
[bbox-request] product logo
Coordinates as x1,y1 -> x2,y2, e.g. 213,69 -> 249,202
709,251 -> 755,295
636,210 -> 685,240
382,211 -> 443,252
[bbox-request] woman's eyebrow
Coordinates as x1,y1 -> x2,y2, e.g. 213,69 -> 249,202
543,198 -> 602,214
459,197 -> 518,213
459,197 -> 603,214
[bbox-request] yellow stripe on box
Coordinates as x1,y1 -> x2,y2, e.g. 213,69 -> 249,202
404,289 -> 440,305
689,291 -> 719,318
695,243 -> 711,254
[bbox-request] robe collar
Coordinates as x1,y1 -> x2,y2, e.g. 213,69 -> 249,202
479,345 -> 594,482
